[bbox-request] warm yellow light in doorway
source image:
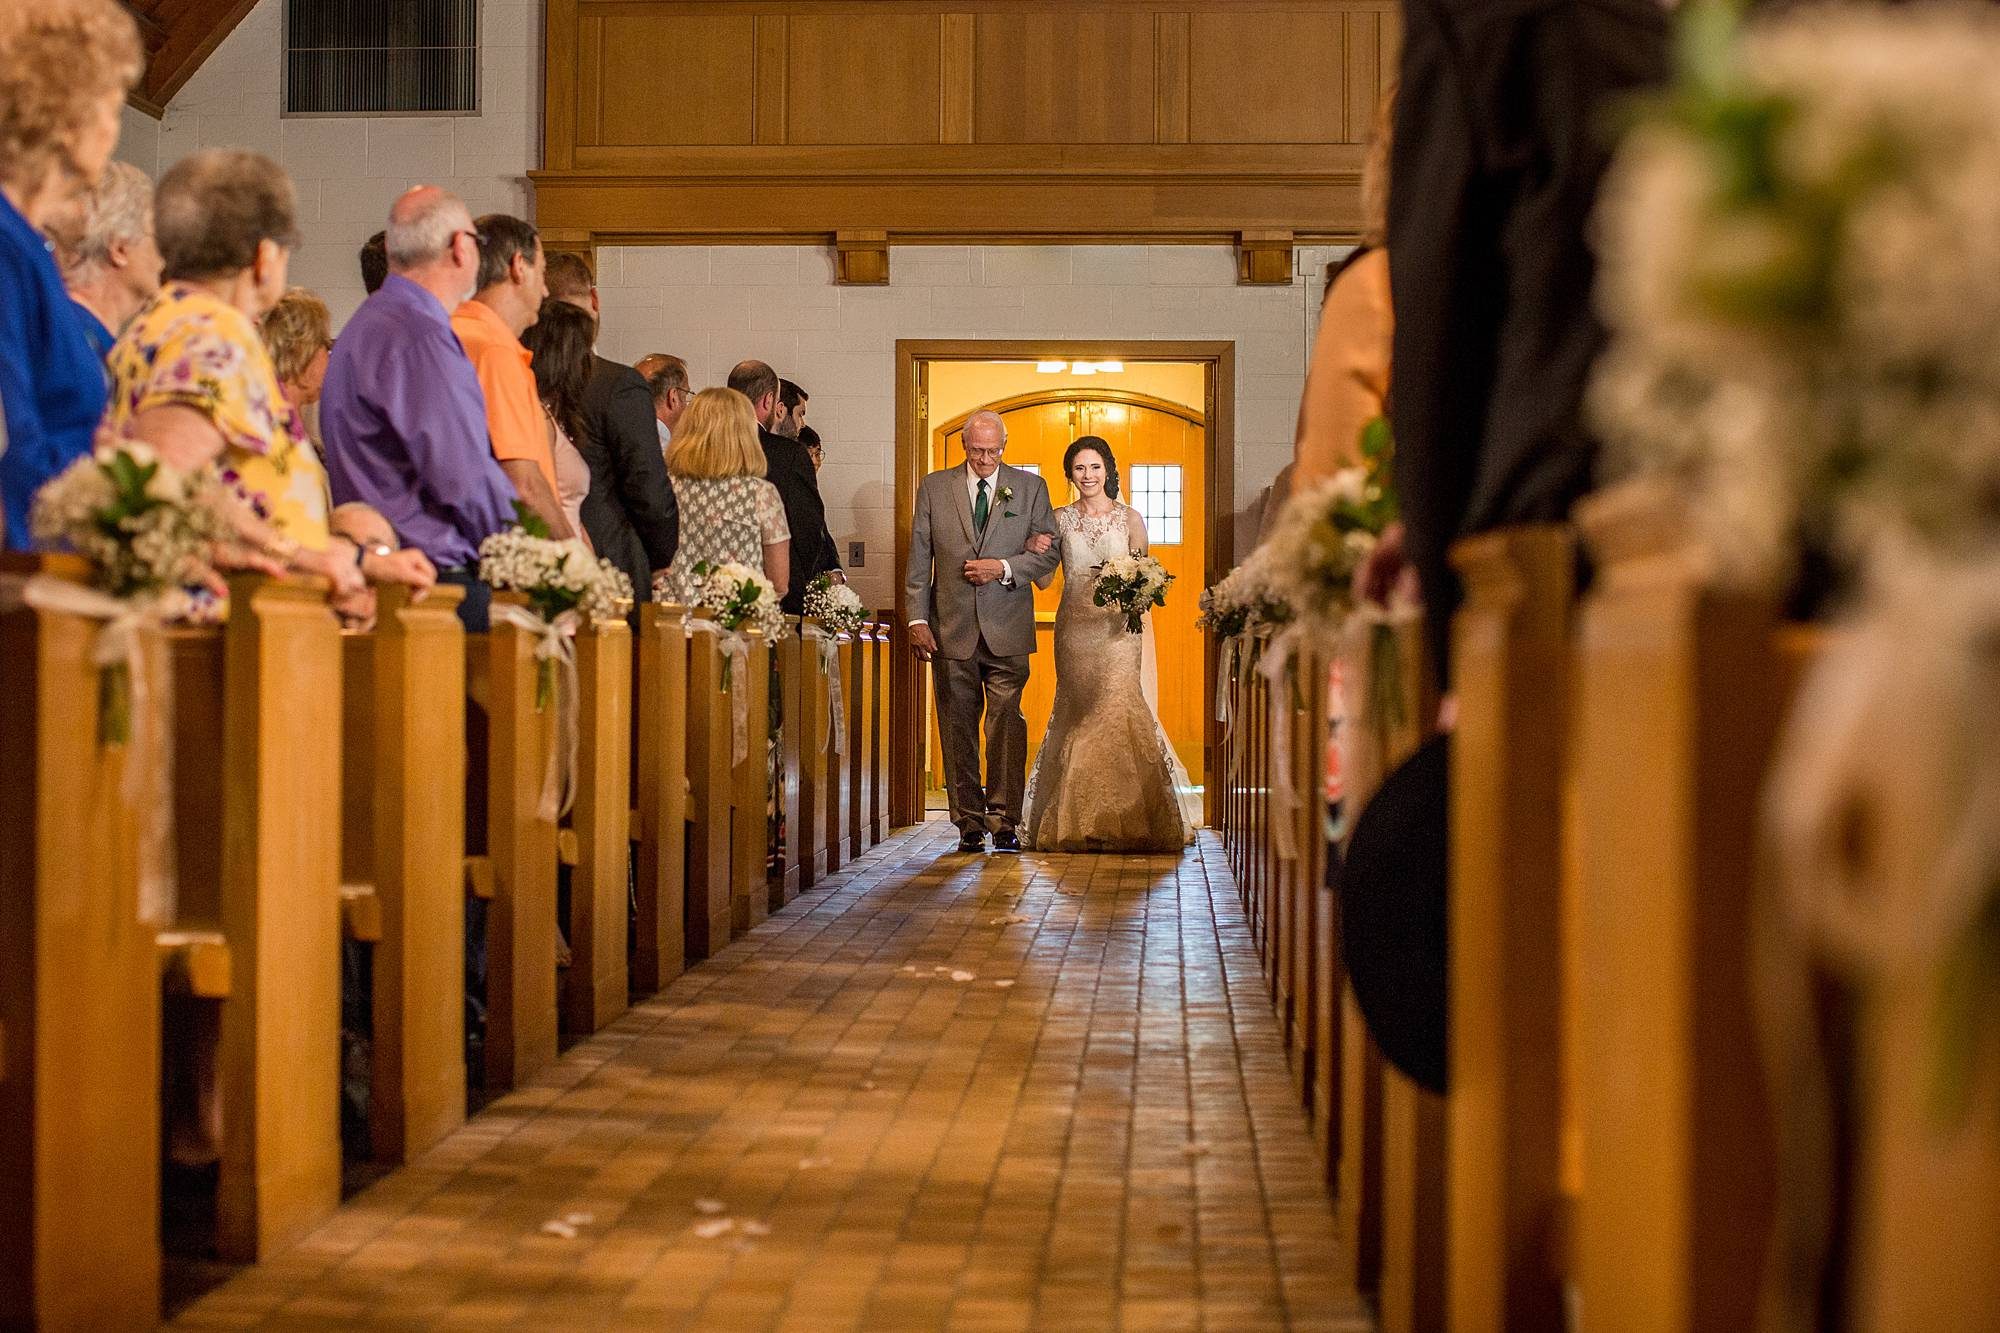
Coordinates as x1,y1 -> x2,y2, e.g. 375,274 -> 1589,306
1035,360 -> 1126,375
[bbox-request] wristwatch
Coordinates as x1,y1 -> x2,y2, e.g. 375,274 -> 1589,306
352,540 -> 395,567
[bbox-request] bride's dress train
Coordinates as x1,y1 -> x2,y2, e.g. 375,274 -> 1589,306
1022,502 -> 1198,852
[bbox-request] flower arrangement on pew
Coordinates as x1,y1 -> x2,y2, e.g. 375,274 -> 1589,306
690,560 -> 786,645
1260,417 -> 1401,634
802,572 -> 867,637
1093,554 -> 1173,633
1198,547 -> 1294,642
31,436 -> 229,741
1589,0 -> 2000,1146
478,505 -> 634,819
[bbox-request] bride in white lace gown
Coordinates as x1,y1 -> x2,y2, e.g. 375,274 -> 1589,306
1022,437 -> 1198,852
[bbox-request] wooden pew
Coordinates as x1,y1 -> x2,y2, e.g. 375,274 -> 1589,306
848,621 -> 872,857
799,618 -> 832,885
1447,527 -> 1575,1330
339,583 -> 468,1165
165,576 -> 344,1262
869,616 -> 891,845
0,557 -> 162,1329
466,593 -> 559,1091
565,616 -> 632,1035
822,628 -> 853,874
729,630 -> 772,934
774,618 -> 807,909
684,614 -> 734,958
633,603 -> 689,992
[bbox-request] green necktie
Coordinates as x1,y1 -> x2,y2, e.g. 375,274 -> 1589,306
974,477 -> 990,532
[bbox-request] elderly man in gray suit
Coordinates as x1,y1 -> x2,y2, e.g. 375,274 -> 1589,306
905,410 -> 1061,853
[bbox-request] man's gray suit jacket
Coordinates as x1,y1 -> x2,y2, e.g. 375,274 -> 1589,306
904,463 -> 1060,661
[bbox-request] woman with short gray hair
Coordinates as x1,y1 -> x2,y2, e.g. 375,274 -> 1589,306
44,159 -> 161,360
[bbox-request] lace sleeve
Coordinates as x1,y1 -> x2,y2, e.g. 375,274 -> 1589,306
1125,505 -> 1150,557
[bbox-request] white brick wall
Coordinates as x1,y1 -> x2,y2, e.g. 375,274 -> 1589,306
115,0 -> 542,327
596,243 -> 1348,607
109,3 -> 1343,607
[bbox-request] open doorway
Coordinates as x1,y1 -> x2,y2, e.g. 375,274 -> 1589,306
890,340 -> 1237,830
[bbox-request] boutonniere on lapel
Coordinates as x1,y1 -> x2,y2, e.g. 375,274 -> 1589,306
997,485 -> 1015,516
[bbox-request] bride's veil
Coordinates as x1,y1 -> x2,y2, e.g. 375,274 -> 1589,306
1142,613 -> 1205,827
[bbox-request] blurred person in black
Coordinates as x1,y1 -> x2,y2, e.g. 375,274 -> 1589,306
728,358 -> 841,615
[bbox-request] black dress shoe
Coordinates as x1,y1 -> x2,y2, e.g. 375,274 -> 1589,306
991,829 -> 1020,853
958,831 -> 986,853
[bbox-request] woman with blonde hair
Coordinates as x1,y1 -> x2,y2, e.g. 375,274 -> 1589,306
652,386 -> 790,604
0,0 -> 143,548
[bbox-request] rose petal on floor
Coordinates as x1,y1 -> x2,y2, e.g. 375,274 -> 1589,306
539,1220 -> 579,1240
563,1212 -> 595,1227
994,979 -> 1016,988
742,1220 -> 773,1237
950,970 -> 975,982
694,1199 -> 728,1216
693,1218 -> 735,1240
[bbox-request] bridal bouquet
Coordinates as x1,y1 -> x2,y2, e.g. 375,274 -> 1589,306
1093,554 -> 1173,633
31,436 -> 229,741
689,560 -> 786,643
1589,0 -> 2000,589
802,572 -> 866,636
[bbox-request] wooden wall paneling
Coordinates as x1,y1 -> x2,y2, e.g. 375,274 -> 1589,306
598,14 -> 757,146
755,14 -> 789,145
475,600 -> 561,1093
941,13 -> 975,144
972,10 -> 1155,144
1188,10 -> 1345,144
786,13 -> 944,145
216,577 -> 343,1262
0,566 -> 160,1330
1343,9 -> 1383,144
1155,12 -> 1191,145
546,0 -> 581,167
365,585 -> 469,1166
567,620 -> 632,1036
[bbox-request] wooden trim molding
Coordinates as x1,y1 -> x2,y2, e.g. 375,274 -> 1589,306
834,229 -> 890,285
1238,230 -> 1297,285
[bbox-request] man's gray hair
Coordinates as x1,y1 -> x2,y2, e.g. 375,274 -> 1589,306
47,160 -> 151,282
962,408 -> 1008,445
385,187 -> 470,270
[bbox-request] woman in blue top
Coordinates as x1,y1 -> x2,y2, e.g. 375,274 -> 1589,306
0,1 -> 144,550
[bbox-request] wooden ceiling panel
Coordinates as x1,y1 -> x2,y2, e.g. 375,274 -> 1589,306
121,0 -> 261,117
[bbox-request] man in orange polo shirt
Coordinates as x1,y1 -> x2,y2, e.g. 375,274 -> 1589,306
452,214 -> 572,538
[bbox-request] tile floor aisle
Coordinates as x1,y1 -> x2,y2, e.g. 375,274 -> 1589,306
174,824 -> 1371,1332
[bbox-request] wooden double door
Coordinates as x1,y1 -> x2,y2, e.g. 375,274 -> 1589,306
926,390 -> 1207,801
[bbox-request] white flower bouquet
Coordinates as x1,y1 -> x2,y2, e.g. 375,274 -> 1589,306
31,435 -> 230,742
1590,0 -> 2000,589
1093,553 -> 1173,633
1259,418 -> 1401,630
32,436 -> 226,607
1199,548 -> 1295,640
478,508 -> 635,627
690,560 -> 786,644
802,572 -> 866,636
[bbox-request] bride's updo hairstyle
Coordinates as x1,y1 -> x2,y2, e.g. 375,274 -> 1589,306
1064,435 -> 1121,500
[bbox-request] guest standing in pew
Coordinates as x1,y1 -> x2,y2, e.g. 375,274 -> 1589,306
454,215 -> 573,541
728,359 -> 842,615
0,0 -> 142,551
636,352 -> 692,458
544,251 -> 682,599
652,387 -> 791,606
1372,0 -> 1669,682
261,287 -> 436,597
102,150 -> 374,615
359,229 -> 387,296
519,298 -> 599,552
320,186 -> 521,632
774,378 -> 810,440
44,160 -> 160,364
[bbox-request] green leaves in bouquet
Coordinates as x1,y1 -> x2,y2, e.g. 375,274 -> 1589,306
512,499 -> 552,540
1339,417 -> 1401,537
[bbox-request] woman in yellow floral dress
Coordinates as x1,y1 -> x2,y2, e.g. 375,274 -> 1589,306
103,148 -> 367,615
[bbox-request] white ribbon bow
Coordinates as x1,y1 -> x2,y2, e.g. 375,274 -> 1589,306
18,575 -> 179,924
1259,623 -> 1304,862
803,625 -> 847,757
689,619 -> 752,768
488,602 -> 581,822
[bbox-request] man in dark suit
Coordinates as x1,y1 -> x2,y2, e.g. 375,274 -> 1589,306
1382,0 -> 1669,679
728,359 -> 842,615
545,252 -> 679,601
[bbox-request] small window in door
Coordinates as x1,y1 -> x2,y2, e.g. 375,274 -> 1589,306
1129,465 -> 1183,545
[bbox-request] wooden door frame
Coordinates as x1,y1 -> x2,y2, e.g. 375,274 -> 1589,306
890,339 -> 1237,830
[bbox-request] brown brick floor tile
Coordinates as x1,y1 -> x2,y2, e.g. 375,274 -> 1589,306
171,827 -> 1365,1331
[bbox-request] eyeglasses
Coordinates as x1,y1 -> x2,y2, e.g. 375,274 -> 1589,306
452,228 -> 480,251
